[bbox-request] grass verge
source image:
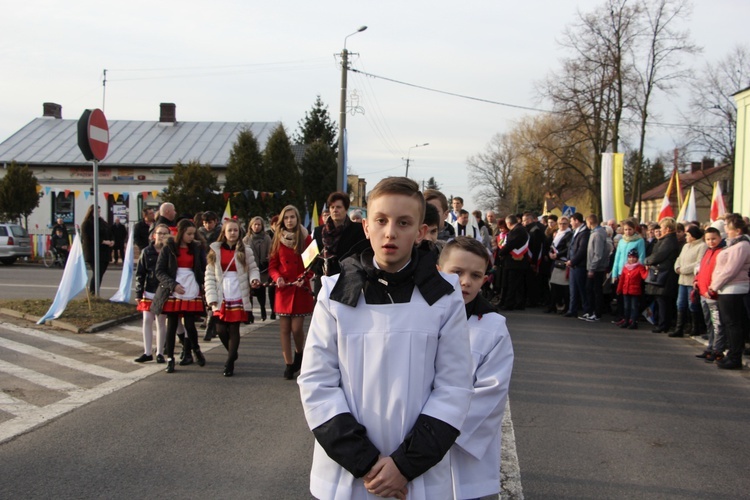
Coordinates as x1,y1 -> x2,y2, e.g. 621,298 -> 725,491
0,298 -> 137,330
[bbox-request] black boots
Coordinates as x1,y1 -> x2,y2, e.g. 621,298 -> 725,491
283,364 -> 294,380
193,347 -> 206,367
166,358 -> 175,373
260,305 -> 267,321
292,351 -> 303,374
223,360 -> 234,377
668,311 -> 686,337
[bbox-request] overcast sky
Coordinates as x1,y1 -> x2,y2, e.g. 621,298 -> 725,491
3,0 -> 748,212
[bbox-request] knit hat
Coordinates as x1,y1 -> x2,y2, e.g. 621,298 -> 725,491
686,225 -> 704,240
627,248 -> 639,258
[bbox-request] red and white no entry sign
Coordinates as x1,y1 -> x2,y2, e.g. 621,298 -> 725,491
77,108 -> 109,161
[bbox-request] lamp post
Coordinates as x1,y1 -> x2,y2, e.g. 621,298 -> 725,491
337,25 -> 367,193
404,143 -> 430,177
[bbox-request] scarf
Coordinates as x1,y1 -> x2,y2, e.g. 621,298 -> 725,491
726,234 -> 750,248
552,227 -> 571,248
279,228 -> 299,250
322,215 -> 350,258
621,232 -> 642,243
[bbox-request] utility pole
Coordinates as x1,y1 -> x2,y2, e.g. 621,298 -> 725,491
337,26 -> 367,193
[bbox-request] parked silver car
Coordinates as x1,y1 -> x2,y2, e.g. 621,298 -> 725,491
0,223 -> 32,265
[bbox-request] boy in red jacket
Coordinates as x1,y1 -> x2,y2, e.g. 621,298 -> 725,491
693,227 -> 725,361
616,249 -> 648,329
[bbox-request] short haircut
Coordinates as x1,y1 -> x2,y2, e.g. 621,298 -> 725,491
459,209 -> 469,216
439,236 -> 491,269
452,196 -> 464,204
522,211 -> 536,219
367,177 -> 425,223
622,220 -> 637,230
659,217 -> 676,232
586,213 -> 599,225
424,202 -> 440,228
725,213 -> 748,234
571,213 -> 584,223
142,207 -> 153,216
424,189 -> 449,213
676,222 -> 685,232
704,226 -> 721,236
202,211 -> 218,222
505,214 -> 519,225
327,191 -> 351,210
547,214 -> 558,222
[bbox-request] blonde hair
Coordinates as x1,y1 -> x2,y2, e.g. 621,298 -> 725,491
270,205 -> 306,256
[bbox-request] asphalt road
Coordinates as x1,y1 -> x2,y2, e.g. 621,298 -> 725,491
0,260 -> 124,301
1,270 -> 750,499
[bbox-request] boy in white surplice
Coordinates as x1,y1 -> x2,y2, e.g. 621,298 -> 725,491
439,237 -> 514,500
298,177 -> 473,500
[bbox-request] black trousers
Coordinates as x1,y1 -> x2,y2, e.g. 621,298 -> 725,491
718,294 -> 747,364
87,259 -> 109,294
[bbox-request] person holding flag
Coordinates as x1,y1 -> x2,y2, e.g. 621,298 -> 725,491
269,205 -> 315,380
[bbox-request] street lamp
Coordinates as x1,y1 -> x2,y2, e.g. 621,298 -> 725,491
337,25 -> 368,193
404,143 -> 430,177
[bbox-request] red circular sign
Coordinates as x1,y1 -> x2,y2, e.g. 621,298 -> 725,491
87,109 -> 109,161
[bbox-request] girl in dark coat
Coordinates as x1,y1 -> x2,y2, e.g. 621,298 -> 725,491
80,205 -> 114,294
134,224 -> 170,363
644,217 -> 680,333
152,219 -> 207,373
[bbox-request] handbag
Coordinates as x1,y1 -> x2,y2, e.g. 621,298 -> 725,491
553,259 -> 568,270
645,266 -> 668,286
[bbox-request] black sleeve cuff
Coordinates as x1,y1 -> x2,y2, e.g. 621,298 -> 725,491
312,413 -> 381,478
390,414 -> 460,481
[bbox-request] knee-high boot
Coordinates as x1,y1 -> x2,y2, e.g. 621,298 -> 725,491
668,310 -> 686,337
180,336 -> 194,365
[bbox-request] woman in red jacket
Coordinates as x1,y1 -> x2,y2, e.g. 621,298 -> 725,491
269,205 -> 314,379
616,248 -> 648,329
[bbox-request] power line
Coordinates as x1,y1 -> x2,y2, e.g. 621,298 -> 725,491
350,68 -> 727,131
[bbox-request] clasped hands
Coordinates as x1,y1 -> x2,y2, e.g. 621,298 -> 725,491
363,456 -> 408,499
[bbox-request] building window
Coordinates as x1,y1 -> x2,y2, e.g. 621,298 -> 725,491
51,191 -> 75,228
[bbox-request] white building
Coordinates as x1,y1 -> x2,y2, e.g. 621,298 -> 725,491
0,102 -> 281,239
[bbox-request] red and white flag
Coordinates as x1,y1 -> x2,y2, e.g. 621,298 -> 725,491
710,181 -> 726,222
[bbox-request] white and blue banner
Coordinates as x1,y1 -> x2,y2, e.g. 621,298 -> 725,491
110,222 -> 135,303
37,230 -> 89,324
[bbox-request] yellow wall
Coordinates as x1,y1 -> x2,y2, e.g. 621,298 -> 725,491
734,88 -> 750,215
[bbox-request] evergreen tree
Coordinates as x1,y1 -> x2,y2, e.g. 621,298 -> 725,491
301,141 -> 337,211
295,95 -> 338,154
224,128 -> 264,221
162,160 -> 222,217
0,161 -> 40,225
425,177 -> 441,191
263,125 -> 303,218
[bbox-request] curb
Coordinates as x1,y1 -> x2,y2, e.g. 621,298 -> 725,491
0,308 -> 140,334
83,312 -> 142,333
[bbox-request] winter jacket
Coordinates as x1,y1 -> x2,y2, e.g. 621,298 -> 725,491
243,231 -> 273,283
81,216 -> 113,264
611,235 -> 646,279
674,239 -> 707,286
135,243 -> 160,299
616,263 -> 648,296
269,236 -> 315,315
644,232 -> 679,297
568,226 -> 590,269
587,226 -> 612,272
151,240 -> 206,315
710,235 -> 750,295
204,242 -> 260,312
694,245 -> 723,296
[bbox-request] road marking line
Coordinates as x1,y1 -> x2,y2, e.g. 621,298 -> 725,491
0,358 -> 82,393
119,325 -> 143,333
0,322 -> 135,365
0,337 -> 124,379
0,391 -> 40,417
94,332 -> 143,347
501,401 -> 524,499
0,363 -> 163,445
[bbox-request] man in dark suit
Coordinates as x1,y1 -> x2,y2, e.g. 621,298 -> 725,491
523,211 -> 547,307
565,212 -> 591,317
497,214 -> 530,310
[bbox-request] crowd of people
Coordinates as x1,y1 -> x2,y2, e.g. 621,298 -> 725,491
469,207 -> 750,371
115,178 -> 750,498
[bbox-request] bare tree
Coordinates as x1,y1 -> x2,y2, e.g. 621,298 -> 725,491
540,0 -> 641,214
467,133 -> 516,213
629,0 -> 699,215
684,45 -> 750,164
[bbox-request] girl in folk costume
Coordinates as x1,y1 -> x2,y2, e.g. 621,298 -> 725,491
134,224 -> 171,363
152,219 -> 207,374
268,205 -> 315,380
205,220 -> 261,377
243,216 -> 274,321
